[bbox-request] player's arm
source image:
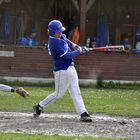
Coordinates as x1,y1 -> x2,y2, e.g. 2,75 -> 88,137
61,34 -> 77,50
61,47 -> 91,59
66,38 -> 78,50
56,45 -> 90,60
61,49 -> 81,59
55,43 -> 81,59
66,37 -> 85,52
55,38 -> 89,59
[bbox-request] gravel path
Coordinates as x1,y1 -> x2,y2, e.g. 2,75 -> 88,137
0,112 -> 140,139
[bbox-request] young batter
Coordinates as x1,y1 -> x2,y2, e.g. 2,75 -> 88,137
33,20 -> 92,122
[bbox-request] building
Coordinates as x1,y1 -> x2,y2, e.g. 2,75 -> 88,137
0,0 -> 140,46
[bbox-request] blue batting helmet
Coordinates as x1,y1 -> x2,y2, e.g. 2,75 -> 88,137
48,20 -> 65,34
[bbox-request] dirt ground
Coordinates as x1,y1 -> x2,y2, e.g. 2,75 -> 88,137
0,112 -> 140,139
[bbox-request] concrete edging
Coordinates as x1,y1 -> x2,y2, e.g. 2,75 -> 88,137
0,76 -> 140,85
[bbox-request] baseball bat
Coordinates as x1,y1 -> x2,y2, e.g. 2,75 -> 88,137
88,45 -> 124,51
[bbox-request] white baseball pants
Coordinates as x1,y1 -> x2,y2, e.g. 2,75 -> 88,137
0,84 -> 13,92
39,66 -> 87,114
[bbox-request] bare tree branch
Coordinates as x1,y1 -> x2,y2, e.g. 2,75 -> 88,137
71,0 -> 79,12
86,0 -> 96,12
21,0 -> 33,17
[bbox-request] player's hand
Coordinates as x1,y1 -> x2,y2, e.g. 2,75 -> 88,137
81,46 -> 91,54
77,46 -> 92,54
76,46 -> 82,52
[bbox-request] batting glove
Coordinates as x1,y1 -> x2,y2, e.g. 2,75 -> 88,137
77,46 -> 82,52
77,46 -> 90,54
80,46 -> 90,54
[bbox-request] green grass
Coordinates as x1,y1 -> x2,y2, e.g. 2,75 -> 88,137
0,132 -> 128,140
0,86 -> 137,140
0,86 -> 140,116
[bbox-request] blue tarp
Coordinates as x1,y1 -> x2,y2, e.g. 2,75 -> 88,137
96,15 -> 108,47
0,7 -> 12,43
16,12 -> 24,39
136,25 -> 140,41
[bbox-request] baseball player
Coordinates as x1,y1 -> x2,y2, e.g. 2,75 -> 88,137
33,20 -> 92,122
0,84 -> 15,92
0,84 -> 29,97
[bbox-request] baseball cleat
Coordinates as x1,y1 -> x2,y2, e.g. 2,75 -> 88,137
80,112 -> 92,122
33,104 -> 43,118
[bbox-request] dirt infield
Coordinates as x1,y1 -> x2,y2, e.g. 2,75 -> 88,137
0,112 -> 140,139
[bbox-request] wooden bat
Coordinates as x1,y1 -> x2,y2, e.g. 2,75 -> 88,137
88,45 -> 125,51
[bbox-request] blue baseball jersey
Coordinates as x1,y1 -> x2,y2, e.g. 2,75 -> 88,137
48,34 -> 80,71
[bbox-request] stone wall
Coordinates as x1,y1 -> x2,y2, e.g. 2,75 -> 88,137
0,47 -> 140,81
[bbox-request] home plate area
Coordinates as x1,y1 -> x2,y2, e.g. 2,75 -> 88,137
0,112 -> 139,139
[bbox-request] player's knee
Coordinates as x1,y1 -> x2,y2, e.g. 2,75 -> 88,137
54,93 -> 64,99
56,94 -> 62,99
